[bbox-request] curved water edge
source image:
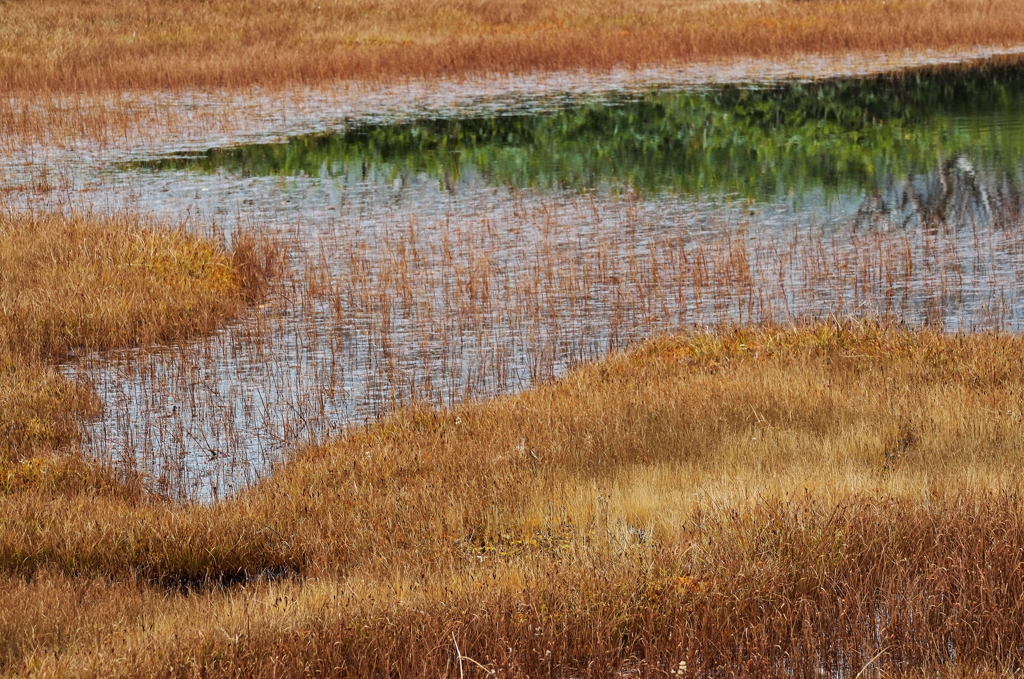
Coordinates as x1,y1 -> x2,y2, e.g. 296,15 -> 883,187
12,51 -> 1024,501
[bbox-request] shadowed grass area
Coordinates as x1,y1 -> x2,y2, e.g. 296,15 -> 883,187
4,324 -> 1024,675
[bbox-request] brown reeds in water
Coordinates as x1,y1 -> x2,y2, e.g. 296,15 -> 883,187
0,209 -> 278,486
74,191 -> 1024,500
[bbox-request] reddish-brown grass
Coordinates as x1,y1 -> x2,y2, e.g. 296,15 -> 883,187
1,0 -> 1023,92
6,324 -> 1024,676
0,210 -> 278,468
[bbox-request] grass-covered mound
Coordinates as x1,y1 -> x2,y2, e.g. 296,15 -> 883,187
0,210 -> 275,481
5,324 -> 1024,676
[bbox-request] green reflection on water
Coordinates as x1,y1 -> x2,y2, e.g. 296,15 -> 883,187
132,58 -> 1024,200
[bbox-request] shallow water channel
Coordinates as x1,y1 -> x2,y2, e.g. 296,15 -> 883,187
64,57 -> 1024,500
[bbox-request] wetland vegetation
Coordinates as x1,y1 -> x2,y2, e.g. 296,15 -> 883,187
78,57 -> 1024,501
4,3 -> 1024,676
3,0 -> 1024,91
0,212 -> 276,490
9,323 -> 1024,677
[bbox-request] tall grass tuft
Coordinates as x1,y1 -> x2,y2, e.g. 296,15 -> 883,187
0,209 -> 278,472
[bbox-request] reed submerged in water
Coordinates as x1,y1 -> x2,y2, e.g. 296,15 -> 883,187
0,210 -> 277,489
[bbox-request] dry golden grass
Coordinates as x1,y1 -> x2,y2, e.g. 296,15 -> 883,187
0,210 -> 277,470
0,212 -> 271,360
244,323 -> 1024,578
3,1 -> 1022,670
1,0 -> 1023,92
6,323 -> 1024,676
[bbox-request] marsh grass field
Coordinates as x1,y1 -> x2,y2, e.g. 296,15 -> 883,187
8,207 -> 1024,677
6,0 -> 1024,677
3,0 -> 1024,92
11,313 -> 1024,677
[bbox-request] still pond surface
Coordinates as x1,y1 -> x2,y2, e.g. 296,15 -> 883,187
75,58 -> 1024,499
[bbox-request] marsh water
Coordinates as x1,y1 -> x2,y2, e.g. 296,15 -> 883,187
63,57 -> 1024,499
133,62 -> 1024,212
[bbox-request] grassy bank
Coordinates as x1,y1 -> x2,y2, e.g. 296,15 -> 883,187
4,2 -> 1024,674
4,1 -> 1021,172
0,210 -> 276,489
2,0 -> 1023,92
4,323 -> 1024,676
